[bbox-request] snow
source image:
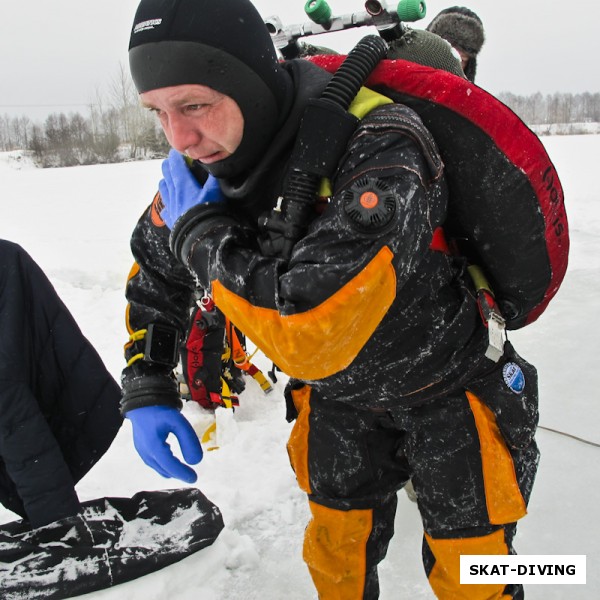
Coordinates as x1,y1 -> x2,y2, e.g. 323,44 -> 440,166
0,134 -> 599,598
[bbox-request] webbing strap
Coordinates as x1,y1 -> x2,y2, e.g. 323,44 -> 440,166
226,318 -> 273,394
429,230 -> 506,361
125,329 -> 147,367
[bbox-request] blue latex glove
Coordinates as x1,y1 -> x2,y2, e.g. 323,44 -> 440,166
158,149 -> 224,229
125,405 -> 203,483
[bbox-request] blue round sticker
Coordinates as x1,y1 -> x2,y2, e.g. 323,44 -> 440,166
502,362 -> 525,394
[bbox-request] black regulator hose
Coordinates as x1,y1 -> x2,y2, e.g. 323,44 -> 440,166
321,34 -> 388,109
261,34 -> 388,259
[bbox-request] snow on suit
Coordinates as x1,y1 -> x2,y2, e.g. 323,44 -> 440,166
122,56 -> 541,599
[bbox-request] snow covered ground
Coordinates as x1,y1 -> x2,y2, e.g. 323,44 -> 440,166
1,133 -> 599,599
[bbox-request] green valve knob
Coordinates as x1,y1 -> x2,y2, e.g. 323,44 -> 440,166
396,0 -> 427,22
305,0 -> 332,25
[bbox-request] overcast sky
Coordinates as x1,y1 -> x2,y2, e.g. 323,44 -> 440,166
1,0 -> 599,122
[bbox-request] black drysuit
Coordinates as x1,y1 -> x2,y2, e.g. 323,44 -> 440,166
122,60 -> 539,599
0,240 -> 122,528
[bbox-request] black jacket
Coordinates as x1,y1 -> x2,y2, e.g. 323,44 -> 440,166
0,240 -> 122,527
122,60 -> 490,412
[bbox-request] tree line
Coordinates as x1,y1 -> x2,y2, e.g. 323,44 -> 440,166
1,84 -> 599,168
497,91 -> 600,132
0,66 -> 169,167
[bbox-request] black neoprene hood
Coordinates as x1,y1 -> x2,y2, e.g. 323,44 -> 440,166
128,0 -> 292,178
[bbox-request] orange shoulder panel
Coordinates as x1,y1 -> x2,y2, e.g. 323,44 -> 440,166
212,246 -> 396,380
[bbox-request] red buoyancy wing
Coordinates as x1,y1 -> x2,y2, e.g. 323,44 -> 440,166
310,55 -> 569,329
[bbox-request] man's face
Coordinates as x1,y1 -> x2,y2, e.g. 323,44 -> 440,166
455,48 -> 470,71
141,84 -> 244,165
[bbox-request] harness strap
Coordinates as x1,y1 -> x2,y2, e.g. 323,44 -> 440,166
125,329 -> 148,366
226,318 -> 273,394
429,228 -> 505,362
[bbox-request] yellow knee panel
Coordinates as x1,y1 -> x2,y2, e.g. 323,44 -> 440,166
304,500 -> 373,600
425,529 -> 513,600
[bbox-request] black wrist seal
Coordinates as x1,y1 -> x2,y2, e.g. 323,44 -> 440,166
120,374 -> 182,416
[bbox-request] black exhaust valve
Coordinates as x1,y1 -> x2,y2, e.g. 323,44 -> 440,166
342,176 -> 397,233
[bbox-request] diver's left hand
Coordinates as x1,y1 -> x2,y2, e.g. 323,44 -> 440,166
159,149 -> 224,229
125,404 -> 203,483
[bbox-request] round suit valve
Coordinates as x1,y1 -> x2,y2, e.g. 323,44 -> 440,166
342,177 -> 396,232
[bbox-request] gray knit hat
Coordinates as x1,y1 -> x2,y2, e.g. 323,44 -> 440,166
426,7 -> 485,81
387,28 -> 466,79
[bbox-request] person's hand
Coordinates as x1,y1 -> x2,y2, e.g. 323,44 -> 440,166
159,149 -> 224,229
125,405 -> 203,483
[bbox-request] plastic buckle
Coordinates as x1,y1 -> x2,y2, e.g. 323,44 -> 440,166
485,311 -> 506,363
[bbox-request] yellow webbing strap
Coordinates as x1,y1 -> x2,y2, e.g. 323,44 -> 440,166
125,329 -> 147,367
221,344 -> 231,362
201,421 -> 219,451
129,329 -> 148,341
467,264 -> 495,296
349,86 -> 394,119
318,86 -> 394,204
250,369 -> 273,394
200,378 -> 237,452
318,178 -> 333,198
220,378 -> 234,410
245,346 -> 259,361
126,353 -> 144,367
